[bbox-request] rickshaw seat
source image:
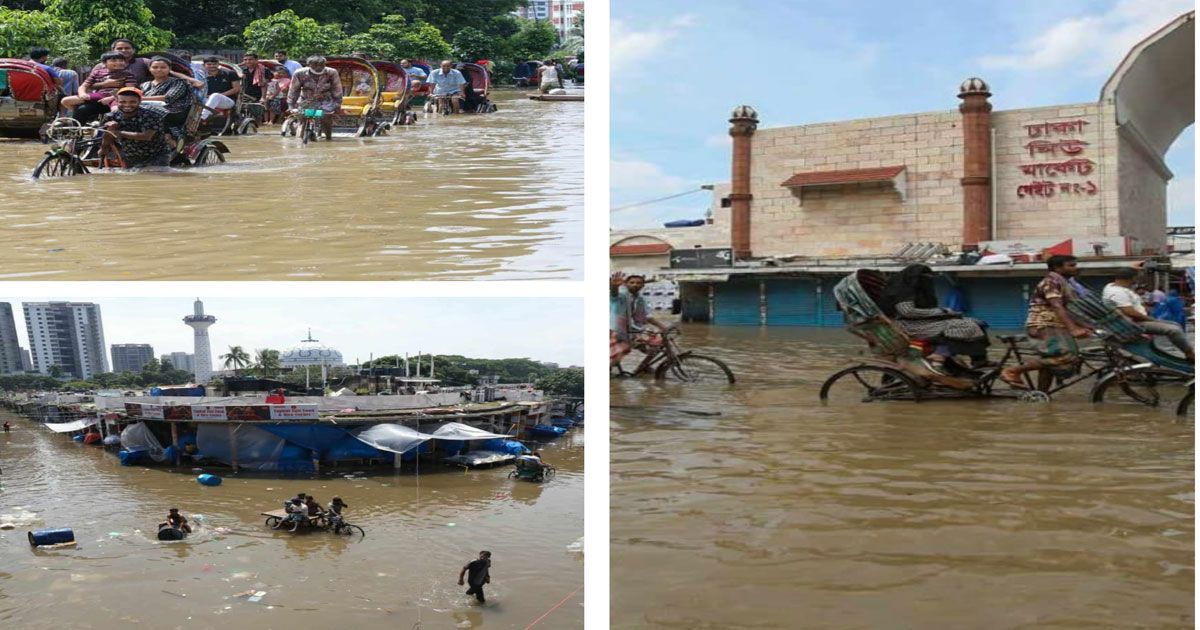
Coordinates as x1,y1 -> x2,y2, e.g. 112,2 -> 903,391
341,96 -> 371,108
378,92 -> 402,111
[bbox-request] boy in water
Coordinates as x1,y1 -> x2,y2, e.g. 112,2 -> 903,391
160,508 -> 193,533
458,551 -> 493,603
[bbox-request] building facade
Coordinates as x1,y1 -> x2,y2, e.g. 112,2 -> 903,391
111,343 -> 155,373
161,352 -> 195,373
514,0 -> 583,41
22,302 -> 109,378
19,347 -> 32,372
0,302 -> 23,375
611,13 -> 1193,330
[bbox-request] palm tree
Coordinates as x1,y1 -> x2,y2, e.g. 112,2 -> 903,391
220,346 -> 251,376
254,348 -> 281,377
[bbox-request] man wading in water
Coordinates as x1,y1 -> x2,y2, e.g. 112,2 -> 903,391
458,550 -> 492,603
1000,255 -> 1092,391
610,272 -> 670,372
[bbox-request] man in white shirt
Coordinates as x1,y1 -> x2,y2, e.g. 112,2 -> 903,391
1102,267 -> 1193,360
426,60 -> 467,113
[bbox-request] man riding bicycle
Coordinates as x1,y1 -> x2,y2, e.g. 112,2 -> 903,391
286,56 -> 344,141
100,87 -> 173,168
611,272 -> 671,371
426,60 -> 467,113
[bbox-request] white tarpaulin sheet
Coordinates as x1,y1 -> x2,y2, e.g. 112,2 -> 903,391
353,422 -> 512,454
120,422 -> 167,462
44,418 -> 99,433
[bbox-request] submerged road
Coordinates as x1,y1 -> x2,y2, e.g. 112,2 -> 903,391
0,411 -> 584,629
0,90 -> 582,280
611,325 -> 1192,628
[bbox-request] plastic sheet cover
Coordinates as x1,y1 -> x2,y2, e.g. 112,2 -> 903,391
255,424 -> 388,461
429,422 -> 512,441
197,423 -> 303,471
120,422 -> 166,462
353,423 -> 432,455
44,418 -> 99,433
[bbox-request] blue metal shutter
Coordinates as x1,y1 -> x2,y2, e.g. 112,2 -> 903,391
679,283 -> 709,323
817,277 -> 844,327
960,277 -> 1033,331
713,279 -> 760,325
765,278 -> 820,325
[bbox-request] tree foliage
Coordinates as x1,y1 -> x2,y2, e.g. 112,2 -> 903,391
535,367 -> 583,397
0,6 -> 90,65
43,0 -> 173,58
242,9 -> 344,58
451,26 -> 500,62
508,18 -> 556,61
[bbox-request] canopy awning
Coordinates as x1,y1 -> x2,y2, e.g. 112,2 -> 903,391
44,418 -> 98,433
781,165 -> 907,201
610,243 -> 672,256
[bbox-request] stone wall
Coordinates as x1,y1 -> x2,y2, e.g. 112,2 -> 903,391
748,110 -> 965,258
1116,128 -> 1169,252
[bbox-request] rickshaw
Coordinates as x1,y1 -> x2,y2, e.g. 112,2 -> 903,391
513,60 -> 542,87
818,269 -> 1193,408
405,60 -> 433,110
508,455 -> 555,482
0,59 -> 61,139
141,53 -> 258,136
281,56 -> 388,140
426,62 -> 495,116
227,59 -> 284,135
262,505 -> 365,537
369,59 -> 416,126
32,55 -> 230,179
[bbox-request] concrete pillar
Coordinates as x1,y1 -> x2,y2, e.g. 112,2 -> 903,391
728,105 -> 759,259
957,78 -> 993,249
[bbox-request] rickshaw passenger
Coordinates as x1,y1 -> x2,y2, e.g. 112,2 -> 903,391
27,47 -> 64,90
1102,268 -> 1194,361
101,87 -> 173,168
610,272 -> 671,368
879,264 -> 990,368
263,66 -> 291,124
400,59 -> 426,88
287,56 -> 343,141
62,53 -> 135,124
275,51 -> 302,75
200,56 -> 241,120
140,57 -> 195,142
1000,255 -> 1092,391
51,58 -> 79,99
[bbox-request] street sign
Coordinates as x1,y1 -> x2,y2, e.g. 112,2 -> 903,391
670,248 -> 733,269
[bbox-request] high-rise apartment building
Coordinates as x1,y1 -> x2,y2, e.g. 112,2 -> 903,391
111,343 -> 155,373
161,352 -> 195,374
22,302 -> 109,379
514,1 -> 584,40
0,302 -> 22,375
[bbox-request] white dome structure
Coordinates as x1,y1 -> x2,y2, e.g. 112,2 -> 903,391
280,330 -> 345,368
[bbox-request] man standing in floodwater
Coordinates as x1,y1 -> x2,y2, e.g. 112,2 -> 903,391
1000,255 -> 1091,391
610,272 -> 670,370
458,550 -> 492,603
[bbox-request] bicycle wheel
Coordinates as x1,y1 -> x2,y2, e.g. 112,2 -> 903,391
194,146 -> 225,166
1090,366 -> 1192,408
819,365 -> 921,403
336,524 -> 365,538
654,352 -> 735,384
264,516 -> 281,528
237,118 -> 258,135
32,152 -> 86,179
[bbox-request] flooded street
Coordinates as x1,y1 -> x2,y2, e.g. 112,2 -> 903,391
611,325 -> 1193,628
0,410 -> 584,629
0,91 -> 582,280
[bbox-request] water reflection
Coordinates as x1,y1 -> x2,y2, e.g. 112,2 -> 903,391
0,92 -> 582,280
612,324 -> 1193,628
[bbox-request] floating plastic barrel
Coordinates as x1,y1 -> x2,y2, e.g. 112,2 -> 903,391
157,526 -> 186,541
118,449 -> 146,465
72,435 -> 84,442
28,528 -> 75,546
196,474 -> 222,486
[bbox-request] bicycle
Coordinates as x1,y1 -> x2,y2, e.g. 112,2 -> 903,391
319,513 -> 365,538
281,108 -> 322,144
612,327 -> 735,384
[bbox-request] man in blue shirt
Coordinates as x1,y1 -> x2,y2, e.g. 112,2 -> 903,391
426,59 -> 467,113
400,59 -> 427,89
50,58 -> 78,97
274,50 -> 303,75
27,47 -> 64,91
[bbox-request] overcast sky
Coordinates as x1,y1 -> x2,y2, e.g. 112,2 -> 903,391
611,0 -> 1195,228
7,298 -> 583,367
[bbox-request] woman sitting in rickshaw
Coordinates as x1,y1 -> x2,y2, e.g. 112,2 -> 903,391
878,264 -> 991,369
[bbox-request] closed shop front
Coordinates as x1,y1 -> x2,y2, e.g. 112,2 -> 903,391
765,278 -> 820,326
959,277 -> 1034,330
712,279 -> 761,325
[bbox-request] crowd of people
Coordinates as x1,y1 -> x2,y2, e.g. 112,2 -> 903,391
611,257 -> 1193,393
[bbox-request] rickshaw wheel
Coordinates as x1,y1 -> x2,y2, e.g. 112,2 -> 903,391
194,146 -> 225,166
819,365 -> 921,403
1090,366 -> 1190,407
264,516 -> 280,528
655,352 -> 735,384
32,152 -> 85,179
238,118 -> 258,135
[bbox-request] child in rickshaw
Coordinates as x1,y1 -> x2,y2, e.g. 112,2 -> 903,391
61,53 -> 137,124
263,66 -> 290,125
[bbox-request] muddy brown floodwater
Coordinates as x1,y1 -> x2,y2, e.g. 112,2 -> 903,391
0,411 -> 583,629
0,91 -> 581,280
612,325 -> 1192,629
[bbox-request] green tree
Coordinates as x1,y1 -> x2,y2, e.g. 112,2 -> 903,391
385,0 -> 523,41
220,345 -> 251,375
43,0 -> 173,58
452,26 -> 500,62
0,7 -> 90,65
253,348 -> 281,377
242,9 -> 344,58
508,18 -> 556,61
48,364 -> 63,378
535,368 -> 583,397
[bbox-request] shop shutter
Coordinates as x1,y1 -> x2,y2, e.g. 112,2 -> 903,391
960,277 -> 1033,331
817,277 -> 845,327
713,279 -> 761,325
679,283 -> 709,323
765,278 -> 820,325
